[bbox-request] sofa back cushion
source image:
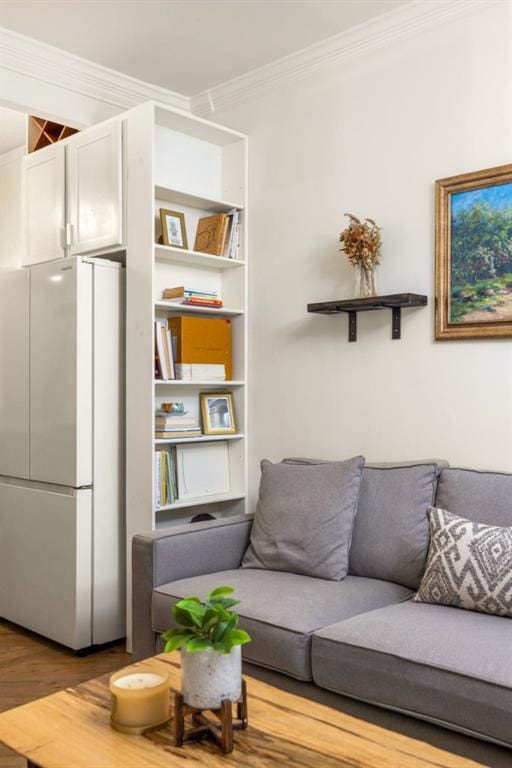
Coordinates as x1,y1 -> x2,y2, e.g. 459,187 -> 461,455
284,458 -> 447,589
348,463 -> 443,589
435,468 -> 512,527
242,456 -> 365,580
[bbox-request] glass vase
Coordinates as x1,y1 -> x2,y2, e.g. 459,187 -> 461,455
354,263 -> 378,298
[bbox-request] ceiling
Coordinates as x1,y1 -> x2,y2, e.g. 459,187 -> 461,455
0,107 -> 26,154
0,0 -> 407,96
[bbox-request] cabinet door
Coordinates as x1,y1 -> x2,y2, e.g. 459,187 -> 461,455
0,482 -> 92,650
0,269 -> 30,478
21,143 -> 66,266
67,121 -> 123,255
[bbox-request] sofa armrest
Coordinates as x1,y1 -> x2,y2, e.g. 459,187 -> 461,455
132,514 -> 253,659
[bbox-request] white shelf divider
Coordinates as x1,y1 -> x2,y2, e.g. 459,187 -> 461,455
155,244 -> 245,269
154,433 -> 244,445
156,492 -> 246,513
155,184 -> 243,212
155,300 -> 244,317
155,379 -> 245,387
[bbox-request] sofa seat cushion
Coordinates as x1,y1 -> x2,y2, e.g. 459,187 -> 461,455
152,569 -> 412,681
312,600 -> 512,746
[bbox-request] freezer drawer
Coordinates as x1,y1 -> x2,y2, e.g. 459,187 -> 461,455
0,481 -> 92,649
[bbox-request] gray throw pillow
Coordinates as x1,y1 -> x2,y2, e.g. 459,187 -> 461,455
284,458 -> 444,589
242,456 -> 365,580
414,507 -> 512,617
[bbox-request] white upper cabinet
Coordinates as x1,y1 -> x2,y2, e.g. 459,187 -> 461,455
67,121 -> 123,255
20,120 -> 123,266
21,143 -> 66,266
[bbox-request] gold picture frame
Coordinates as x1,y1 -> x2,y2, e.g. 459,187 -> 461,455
160,209 -> 188,250
435,163 -> 512,340
200,392 -> 237,436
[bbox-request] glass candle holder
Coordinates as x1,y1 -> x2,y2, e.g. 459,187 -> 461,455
109,668 -> 170,734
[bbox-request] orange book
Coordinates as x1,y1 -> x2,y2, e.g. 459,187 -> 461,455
168,316 -> 232,380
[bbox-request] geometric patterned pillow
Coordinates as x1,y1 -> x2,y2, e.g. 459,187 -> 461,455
414,507 -> 512,617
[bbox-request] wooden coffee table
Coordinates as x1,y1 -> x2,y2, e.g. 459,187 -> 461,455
0,653 -> 484,768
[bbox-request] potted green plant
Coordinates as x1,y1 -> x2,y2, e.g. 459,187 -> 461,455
161,585 -> 251,710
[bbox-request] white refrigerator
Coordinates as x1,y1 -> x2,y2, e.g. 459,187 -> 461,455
0,256 -> 125,650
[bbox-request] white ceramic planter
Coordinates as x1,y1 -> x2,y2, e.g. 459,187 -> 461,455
181,645 -> 242,710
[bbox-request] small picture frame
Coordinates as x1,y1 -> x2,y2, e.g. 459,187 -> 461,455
200,393 -> 237,435
160,209 -> 188,249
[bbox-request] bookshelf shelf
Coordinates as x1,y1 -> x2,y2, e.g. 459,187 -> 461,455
155,301 -> 244,317
156,492 -> 246,513
155,244 -> 245,270
155,185 -> 243,212
154,434 -> 244,445
154,379 -> 246,387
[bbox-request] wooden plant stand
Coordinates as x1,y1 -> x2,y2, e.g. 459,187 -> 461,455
172,680 -> 248,754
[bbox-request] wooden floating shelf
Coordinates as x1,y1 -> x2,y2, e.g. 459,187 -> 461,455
155,185 -> 243,213
155,244 -> 245,270
155,301 -> 244,317
154,434 -> 244,445
308,293 -> 428,342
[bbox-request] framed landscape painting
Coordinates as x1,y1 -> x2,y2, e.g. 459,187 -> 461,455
435,164 -> 512,340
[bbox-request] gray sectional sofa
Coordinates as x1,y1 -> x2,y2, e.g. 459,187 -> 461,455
132,462 -> 512,748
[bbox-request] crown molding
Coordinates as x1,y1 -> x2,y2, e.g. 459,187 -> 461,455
191,0 -> 498,117
0,27 -> 190,116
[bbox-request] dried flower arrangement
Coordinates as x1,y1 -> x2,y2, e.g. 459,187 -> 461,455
339,213 -> 382,297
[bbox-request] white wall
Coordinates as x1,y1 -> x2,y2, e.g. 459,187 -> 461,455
210,2 -> 512,505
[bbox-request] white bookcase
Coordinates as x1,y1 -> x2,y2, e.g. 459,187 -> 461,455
125,103 -> 248,645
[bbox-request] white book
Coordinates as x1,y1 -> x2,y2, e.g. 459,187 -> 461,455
155,321 -> 169,379
176,442 -> 230,499
175,363 -> 226,381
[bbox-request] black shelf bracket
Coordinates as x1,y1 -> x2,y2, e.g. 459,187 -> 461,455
392,307 -> 401,340
348,311 -> 357,342
307,293 -> 428,342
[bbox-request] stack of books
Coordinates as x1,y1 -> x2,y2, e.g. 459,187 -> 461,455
162,286 -> 223,309
155,412 -> 201,439
154,447 -> 177,507
193,209 -> 240,260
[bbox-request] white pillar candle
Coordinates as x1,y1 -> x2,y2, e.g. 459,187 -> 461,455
110,669 -> 170,731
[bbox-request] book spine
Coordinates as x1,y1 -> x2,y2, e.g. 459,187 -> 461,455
181,299 -> 223,307
155,451 -> 161,508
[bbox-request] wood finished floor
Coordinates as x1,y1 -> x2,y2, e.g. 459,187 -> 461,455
0,619 -> 131,768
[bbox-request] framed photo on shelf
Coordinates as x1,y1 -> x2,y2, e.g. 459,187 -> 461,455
160,208 -> 188,249
435,163 -> 512,340
200,392 -> 237,435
